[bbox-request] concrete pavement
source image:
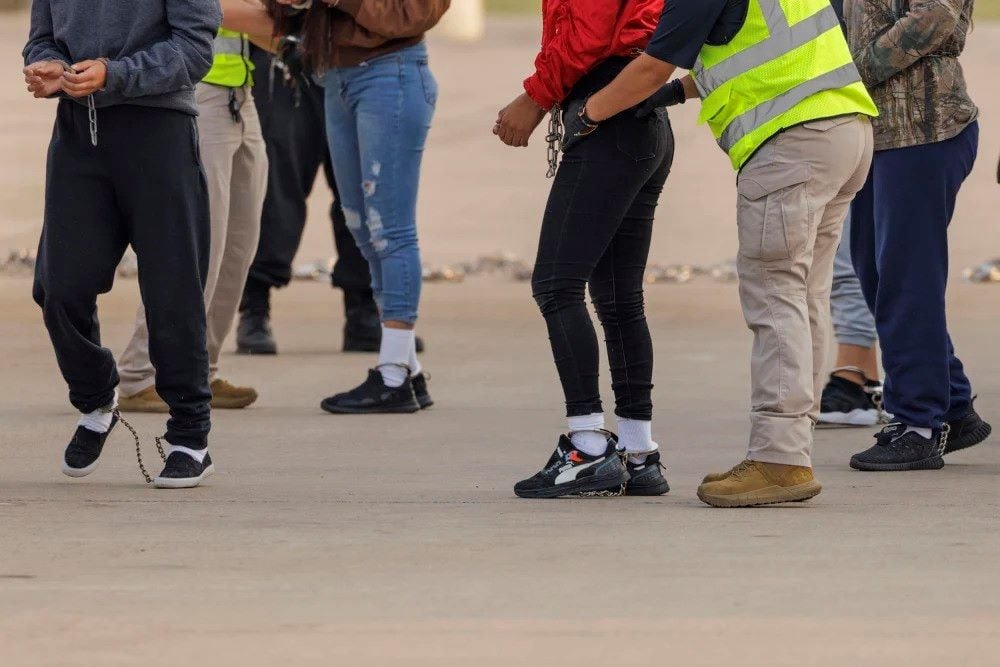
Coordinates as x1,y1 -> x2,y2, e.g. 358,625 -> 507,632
2,12 -> 999,667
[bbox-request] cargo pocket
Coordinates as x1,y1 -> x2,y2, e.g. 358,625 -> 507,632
736,163 -> 810,261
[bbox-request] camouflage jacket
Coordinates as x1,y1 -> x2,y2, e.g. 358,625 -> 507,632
844,0 -> 978,151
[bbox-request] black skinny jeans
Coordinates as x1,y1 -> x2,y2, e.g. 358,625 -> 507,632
532,66 -> 674,421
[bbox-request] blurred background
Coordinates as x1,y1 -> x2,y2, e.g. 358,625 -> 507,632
3,0 -> 998,278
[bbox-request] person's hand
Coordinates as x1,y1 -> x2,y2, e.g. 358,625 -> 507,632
560,99 -> 599,154
493,93 -> 546,147
635,79 -> 686,118
61,60 -> 108,98
23,61 -> 65,99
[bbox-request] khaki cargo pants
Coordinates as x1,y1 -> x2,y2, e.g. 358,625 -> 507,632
118,83 -> 268,394
736,115 -> 873,467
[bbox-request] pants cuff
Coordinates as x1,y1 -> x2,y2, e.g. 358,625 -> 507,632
164,434 -> 208,450
747,450 -> 812,468
834,334 -> 877,348
74,388 -> 118,414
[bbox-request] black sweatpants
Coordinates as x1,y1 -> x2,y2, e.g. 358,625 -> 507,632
244,48 -> 371,295
33,101 -> 212,449
531,60 -> 674,421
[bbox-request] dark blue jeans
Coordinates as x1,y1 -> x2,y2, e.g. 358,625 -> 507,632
850,122 -> 979,429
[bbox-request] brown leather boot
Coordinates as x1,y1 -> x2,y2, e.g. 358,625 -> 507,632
702,463 -> 741,484
118,386 -> 169,413
697,460 -> 822,508
210,378 -> 258,409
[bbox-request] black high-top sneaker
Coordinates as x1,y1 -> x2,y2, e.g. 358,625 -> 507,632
514,433 -> 629,499
621,451 -> 670,496
850,423 -> 946,471
320,367 -> 421,414
62,414 -> 119,478
944,398 -> 992,454
154,451 -> 215,489
818,370 -> 885,428
236,284 -> 276,355
411,372 -> 433,409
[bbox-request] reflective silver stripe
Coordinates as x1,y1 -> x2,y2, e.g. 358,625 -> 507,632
695,5 -> 841,98
214,35 -> 246,56
761,0 -> 789,34
717,61 -> 862,151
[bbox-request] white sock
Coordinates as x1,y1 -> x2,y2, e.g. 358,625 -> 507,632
568,413 -> 608,456
168,444 -> 208,464
77,390 -> 118,434
377,327 -> 413,388
617,418 -> 658,464
408,334 -> 422,378
903,426 -> 933,440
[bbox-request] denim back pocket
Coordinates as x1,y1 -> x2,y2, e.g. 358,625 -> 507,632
615,113 -> 660,162
416,60 -> 438,108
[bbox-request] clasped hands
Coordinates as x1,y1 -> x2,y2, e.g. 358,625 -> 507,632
23,59 -> 107,99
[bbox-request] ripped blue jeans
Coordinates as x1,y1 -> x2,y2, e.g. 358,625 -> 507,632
324,42 -> 436,324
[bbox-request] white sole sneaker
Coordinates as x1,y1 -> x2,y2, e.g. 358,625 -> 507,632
61,460 -> 99,478
154,463 -> 215,489
818,408 -> 880,428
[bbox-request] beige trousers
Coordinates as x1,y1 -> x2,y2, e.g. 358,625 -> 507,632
118,83 -> 268,395
736,115 -> 874,467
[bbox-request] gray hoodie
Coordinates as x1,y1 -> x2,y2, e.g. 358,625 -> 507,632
23,0 -> 222,116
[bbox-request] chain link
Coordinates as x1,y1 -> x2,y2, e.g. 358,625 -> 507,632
544,105 -> 563,178
87,95 -> 98,147
112,409 -> 167,484
936,422 -> 951,457
572,450 -> 629,497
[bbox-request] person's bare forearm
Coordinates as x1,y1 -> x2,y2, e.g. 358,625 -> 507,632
585,55 -> 677,122
221,0 -> 275,37
680,74 -> 698,100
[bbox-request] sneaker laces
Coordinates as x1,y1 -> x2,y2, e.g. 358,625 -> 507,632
730,460 -> 755,480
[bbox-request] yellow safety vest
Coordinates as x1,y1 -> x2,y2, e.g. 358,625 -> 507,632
202,28 -> 253,88
692,0 -> 878,170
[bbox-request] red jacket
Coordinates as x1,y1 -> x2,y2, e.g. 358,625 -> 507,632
523,0 -> 664,110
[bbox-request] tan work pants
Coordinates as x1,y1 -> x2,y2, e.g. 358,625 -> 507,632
118,83 -> 268,394
736,115 -> 874,467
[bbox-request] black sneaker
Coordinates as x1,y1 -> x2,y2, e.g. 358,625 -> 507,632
944,400 -> 992,454
411,372 -> 433,409
154,451 -> 215,489
320,368 -> 421,414
514,434 -> 629,499
62,415 -> 118,478
818,375 -> 884,427
236,310 -> 277,355
849,423 -> 946,471
622,451 -> 670,496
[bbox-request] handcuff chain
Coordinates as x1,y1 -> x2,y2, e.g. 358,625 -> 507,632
544,105 -> 562,179
112,409 -> 167,484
